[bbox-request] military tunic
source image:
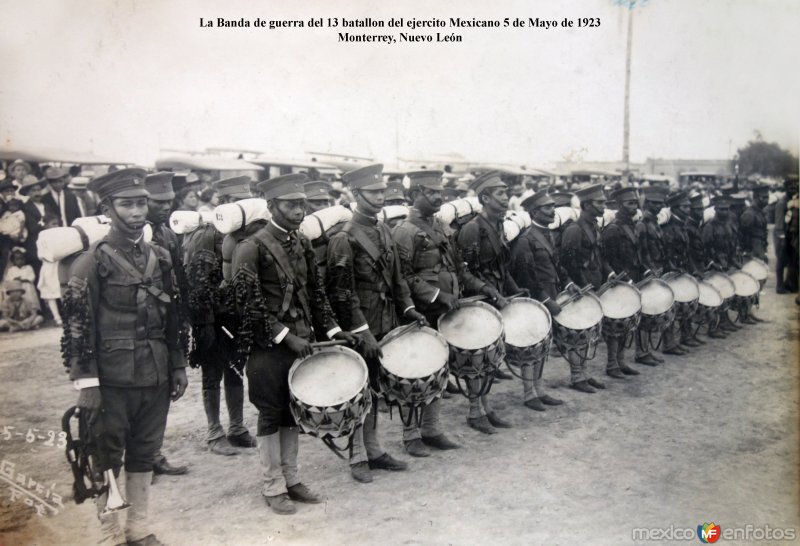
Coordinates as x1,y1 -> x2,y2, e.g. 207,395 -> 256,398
601,212 -> 642,282
636,210 -> 667,274
702,218 -> 738,269
739,204 -> 768,260
457,212 -> 522,295
686,217 -> 706,274
661,215 -> 694,273
560,209 -> 611,290
510,221 -> 563,301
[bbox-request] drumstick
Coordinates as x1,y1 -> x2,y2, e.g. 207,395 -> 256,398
457,295 -> 487,304
378,322 -> 420,347
310,340 -> 348,349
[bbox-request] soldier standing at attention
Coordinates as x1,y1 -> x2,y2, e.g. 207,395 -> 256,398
510,189 -> 567,410
457,171 -> 523,432
144,171 -> 189,477
600,186 -> 643,378
393,170 -> 490,454
231,173 -> 356,514
62,168 -> 188,546
739,184 -> 770,263
559,184 -> 612,393
326,164 -> 427,482
703,195 -> 742,333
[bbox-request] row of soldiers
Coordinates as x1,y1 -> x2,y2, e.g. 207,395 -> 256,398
61,165 -> 770,544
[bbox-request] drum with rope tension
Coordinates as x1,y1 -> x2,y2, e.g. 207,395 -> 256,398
288,346 -> 371,453
741,258 -> 768,290
552,288 -> 603,361
636,277 -> 676,333
695,280 -> 723,326
729,270 -> 760,316
663,272 -> 699,320
378,325 -> 450,425
597,281 -> 642,338
438,301 -> 505,397
501,298 -> 552,375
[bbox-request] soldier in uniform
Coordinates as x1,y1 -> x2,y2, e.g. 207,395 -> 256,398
600,186 -> 642,378
740,184 -> 769,262
62,168 -> 188,546
184,176 -> 258,457
457,171 -> 523,432
510,189 -> 566,410
326,164 -> 427,482
393,170 -> 491,455
231,173 -> 356,514
384,179 -> 408,207
687,192 -> 708,275
304,180 -> 335,214
144,172 -> 189,477
702,195 -> 742,333
549,191 -> 576,254
559,184 -> 612,393
633,186 -> 669,365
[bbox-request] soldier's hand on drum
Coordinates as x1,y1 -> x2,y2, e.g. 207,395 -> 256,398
437,291 -> 460,311
77,387 -> 102,425
284,333 -> 314,357
358,331 -> 383,360
544,299 -> 562,317
332,330 -> 358,347
480,285 -> 506,307
405,308 -> 429,327
171,368 -> 188,401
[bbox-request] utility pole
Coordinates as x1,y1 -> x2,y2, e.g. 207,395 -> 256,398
622,7 -> 633,176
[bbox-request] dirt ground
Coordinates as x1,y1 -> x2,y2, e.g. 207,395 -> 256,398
1,267 -> 798,546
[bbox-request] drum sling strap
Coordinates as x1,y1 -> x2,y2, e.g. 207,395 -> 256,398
251,229 -> 313,325
475,215 -> 508,288
407,214 -> 459,295
97,243 -> 170,340
343,222 -> 395,296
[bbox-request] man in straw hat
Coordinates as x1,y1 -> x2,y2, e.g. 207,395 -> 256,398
456,170 -> 524,432
62,167 -> 188,546
510,189 -> 567,410
326,164 -> 427,481
231,173 -> 356,514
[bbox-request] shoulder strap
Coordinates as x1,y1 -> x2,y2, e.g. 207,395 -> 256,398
527,226 -> 554,257
343,221 -> 394,290
407,215 -> 456,269
97,243 -> 169,303
250,228 -> 312,321
475,214 -> 504,257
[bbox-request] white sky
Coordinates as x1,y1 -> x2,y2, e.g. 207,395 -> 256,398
1,0 -> 798,167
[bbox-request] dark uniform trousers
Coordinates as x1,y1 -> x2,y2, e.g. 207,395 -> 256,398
661,216 -> 697,349
635,212 -> 668,358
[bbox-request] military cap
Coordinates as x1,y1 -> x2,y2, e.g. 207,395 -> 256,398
549,192 -> 574,207
88,167 -> 149,201
641,186 -> 668,202
407,170 -> 444,191
470,170 -> 506,195
666,191 -> 690,207
257,173 -> 308,201
730,192 -> 748,206
574,184 -> 605,203
521,189 -> 555,210
304,180 -> 334,201
9,159 -> 31,175
18,175 -> 47,196
217,175 -> 253,199
689,192 -> 705,208
0,179 -> 17,192
4,280 -> 25,294
719,183 -> 736,196
342,164 -> 385,191
45,167 -> 68,181
784,174 -> 798,187
750,183 -> 770,194
711,194 -> 731,207
385,181 -> 407,202
145,172 -> 176,201
609,186 -> 639,202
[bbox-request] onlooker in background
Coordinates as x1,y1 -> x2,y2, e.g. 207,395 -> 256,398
19,175 -> 49,275
4,247 -> 40,313
774,176 -> 798,293
0,280 -> 43,332
37,215 -> 63,326
0,180 -> 24,275
66,175 -> 96,217
174,186 -> 199,211
41,167 -> 82,226
8,159 -> 32,187
197,188 -> 219,212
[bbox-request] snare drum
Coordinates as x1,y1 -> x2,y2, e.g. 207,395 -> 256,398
729,270 -> 760,307
741,258 -> 769,289
438,301 -> 505,380
663,273 -> 699,319
288,346 -> 371,440
552,290 -> 603,354
704,271 -> 735,309
597,282 -> 642,337
379,326 -> 450,409
695,280 -> 723,325
637,277 -> 676,332
500,298 -> 552,368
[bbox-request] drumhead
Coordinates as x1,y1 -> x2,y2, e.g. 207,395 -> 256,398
698,281 -> 723,308
554,293 -> 603,331
639,279 -> 674,316
438,301 -> 503,350
599,284 -> 641,319
705,273 -> 735,299
730,270 -> 760,297
664,274 -> 699,303
501,298 -> 551,347
381,327 -> 449,379
289,347 -> 368,407
742,259 -> 768,282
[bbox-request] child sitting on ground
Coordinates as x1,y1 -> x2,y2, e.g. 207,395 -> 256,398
0,280 -> 43,332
